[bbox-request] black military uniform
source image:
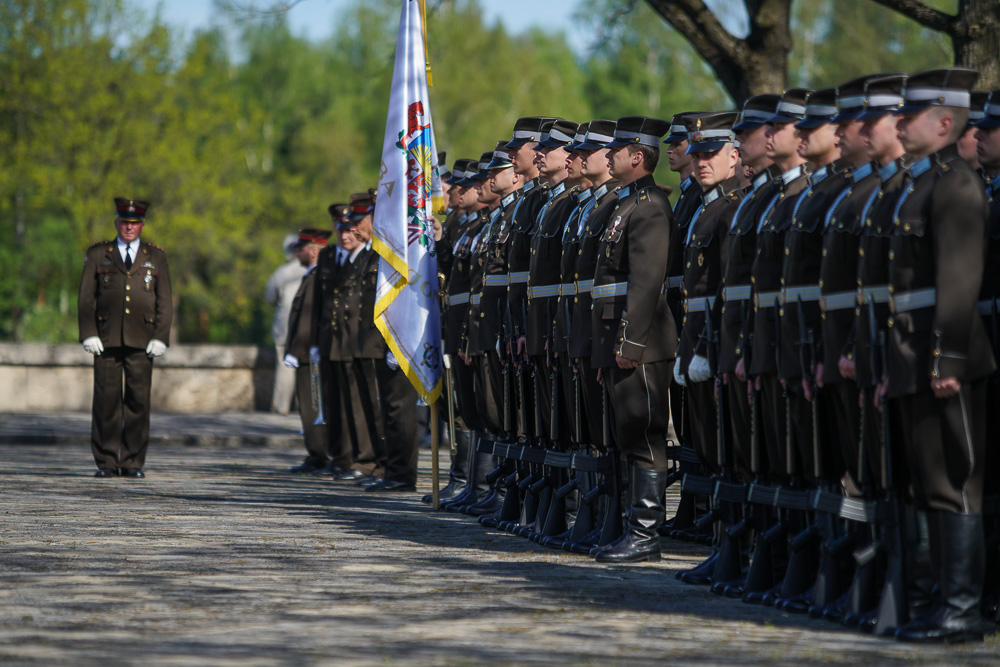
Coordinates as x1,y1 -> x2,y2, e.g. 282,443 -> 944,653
720,96 -> 782,485
78,198 -> 172,478
779,90 -> 853,487
591,116 -> 676,563
676,112 -> 743,475
527,120 -> 580,441
306,205 -> 358,478
568,121 -> 620,452
749,91 -> 812,485
284,228 -> 333,471
888,69 -> 994,643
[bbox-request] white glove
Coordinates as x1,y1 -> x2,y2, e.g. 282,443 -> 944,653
283,353 -> 300,369
309,346 -> 320,365
672,359 -> 687,387
82,336 -> 104,356
145,339 -> 167,358
386,350 -> 400,370
688,354 -> 712,383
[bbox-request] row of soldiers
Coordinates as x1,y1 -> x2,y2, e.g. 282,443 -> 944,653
429,67 -> 1000,645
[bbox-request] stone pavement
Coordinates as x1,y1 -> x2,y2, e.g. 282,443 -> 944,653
0,414 -> 996,665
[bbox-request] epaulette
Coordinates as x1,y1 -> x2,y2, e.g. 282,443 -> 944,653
89,240 -> 114,250
145,242 -> 165,251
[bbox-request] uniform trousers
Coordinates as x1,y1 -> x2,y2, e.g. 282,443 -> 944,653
353,358 -> 387,477
373,359 -> 419,485
686,378 -> 720,474
294,364 -> 329,466
893,379 -> 987,515
454,355 -> 481,433
474,352 -> 503,436
322,359 -> 355,471
825,380 -> 864,487
724,376 -> 754,480
578,357 -> 607,450
607,358 -> 674,471
271,343 -> 297,414
91,346 -> 153,471
758,374 -> 790,484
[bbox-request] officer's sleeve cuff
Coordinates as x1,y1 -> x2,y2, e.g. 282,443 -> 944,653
613,319 -> 646,362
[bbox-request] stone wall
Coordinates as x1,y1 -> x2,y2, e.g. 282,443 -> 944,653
0,343 -> 276,413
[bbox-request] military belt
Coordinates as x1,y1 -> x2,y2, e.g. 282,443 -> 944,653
470,293 -> 482,306
820,290 -> 857,312
889,287 -> 936,314
978,298 -> 1000,316
508,271 -> 529,285
559,283 -> 575,297
575,278 -> 594,294
857,284 -> 890,305
527,284 -> 560,299
722,285 -> 751,302
684,296 -> 716,313
781,284 -> 822,304
665,276 -> 683,290
446,292 -> 470,306
592,282 -> 629,300
484,275 -> 509,288
753,290 -> 782,310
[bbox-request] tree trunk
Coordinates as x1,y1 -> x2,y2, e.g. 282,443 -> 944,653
952,0 -> 1000,90
644,0 -> 792,105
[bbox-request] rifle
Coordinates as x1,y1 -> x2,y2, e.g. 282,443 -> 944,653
547,298 -> 560,444
309,353 -> 326,426
565,297 -> 583,444
510,301 -> 528,439
498,299 -> 513,439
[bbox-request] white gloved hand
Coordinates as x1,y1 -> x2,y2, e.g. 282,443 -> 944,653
688,354 -> 712,383
672,359 -> 687,387
283,353 -> 300,369
309,346 -> 320,365
145,339 -> 167,358
386,350 -> 400,370
82,336 -> 104,356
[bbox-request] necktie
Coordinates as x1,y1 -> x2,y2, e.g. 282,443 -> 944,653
125,247 -> 132,270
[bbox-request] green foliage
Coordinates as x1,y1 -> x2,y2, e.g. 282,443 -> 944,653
0,0 -> 968,343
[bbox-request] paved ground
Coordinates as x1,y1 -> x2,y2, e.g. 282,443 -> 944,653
0,413 -> 997,665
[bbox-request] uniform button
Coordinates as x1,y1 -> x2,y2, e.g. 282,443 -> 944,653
125,285 -> 131,291
125,296 -> 131,302
618,337 -> 623,342
903,223 -> 911,231
888,285 -> 894,294
822,249 -> 827,257
888,317 -> 895,328
933,348 -> 940,357
480,313 -> 484,318
889,250 -> 895,260
818,279 -> 824,288
784,248 -> 789,255
859,248 -> 865,257
125,308 -> 130,314
686,262 -> 691,268
574,273 -> 579,279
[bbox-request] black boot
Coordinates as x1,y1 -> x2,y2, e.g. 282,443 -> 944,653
594,467 -> 666,564
896,512 -> 985,644
456,443 -> 497,514
422,429 -> 474,504
441,433 -> 483,511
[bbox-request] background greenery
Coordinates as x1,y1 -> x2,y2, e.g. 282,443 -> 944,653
0,0 -> 955,344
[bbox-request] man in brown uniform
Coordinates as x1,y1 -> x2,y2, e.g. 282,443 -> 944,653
78,198 -> 172,478
590,115 -> 676,563
884,69 -> 994,644
283,228 -> 333,472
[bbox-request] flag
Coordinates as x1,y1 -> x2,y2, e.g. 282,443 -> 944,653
371,0 -> 444,404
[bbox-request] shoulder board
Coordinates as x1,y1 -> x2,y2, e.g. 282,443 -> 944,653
145,242 -> 165,251
89,240 -> 114,250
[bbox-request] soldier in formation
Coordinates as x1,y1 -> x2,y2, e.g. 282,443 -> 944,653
424,68 -> 1000,644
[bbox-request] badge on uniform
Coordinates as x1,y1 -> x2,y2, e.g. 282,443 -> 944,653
698,253 -> 705,267
144,273 -> 153,291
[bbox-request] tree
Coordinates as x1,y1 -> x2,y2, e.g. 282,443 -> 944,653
871,0 -> 1000,89
641,0 -> 793,103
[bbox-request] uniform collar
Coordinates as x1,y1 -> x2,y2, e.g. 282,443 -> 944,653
780,163 -> 806,186
989,172 -> 1000,194
593,181 -> 613,201
878,159 -> 900,182
117,237 -> 141,252
501,191 -> 518,208
549,181 -> 567,198
523,178 -> 538,194
576,187 -> 593,203
908,155 -> 933,179
851,162 -> 875,183
679,175 -> 695,192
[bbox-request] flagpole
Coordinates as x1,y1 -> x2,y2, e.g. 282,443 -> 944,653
419,0 -> 433,87
431,402 -> 440,509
